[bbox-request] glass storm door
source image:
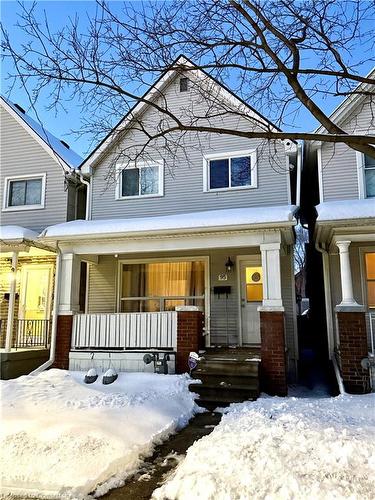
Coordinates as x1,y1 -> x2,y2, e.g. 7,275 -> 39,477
240,262 -> 263,344
19,265 -> 53,320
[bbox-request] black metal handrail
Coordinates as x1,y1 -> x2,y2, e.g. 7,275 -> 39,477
14,319 -> 51,349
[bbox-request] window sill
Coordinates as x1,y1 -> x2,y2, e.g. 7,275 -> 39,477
116,193 -> 164,200
2,205 -> 45,212
204,185 -> 257,193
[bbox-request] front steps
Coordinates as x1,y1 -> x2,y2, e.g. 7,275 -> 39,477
189,348 -> 260,411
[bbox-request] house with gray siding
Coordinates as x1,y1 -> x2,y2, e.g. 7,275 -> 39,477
0,96 -> 83,378
304,76 -> 375,394
41,57 -> 299,401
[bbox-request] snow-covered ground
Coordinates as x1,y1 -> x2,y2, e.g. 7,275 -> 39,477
0,369 -> 197,499
154,391 -> 375,500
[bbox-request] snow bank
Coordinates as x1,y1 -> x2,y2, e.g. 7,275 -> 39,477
153,393 -> 375,500
41,205 -> 297,239
0,225 -> 39,242
0,369 -> 197,499
317,198 -> 375,222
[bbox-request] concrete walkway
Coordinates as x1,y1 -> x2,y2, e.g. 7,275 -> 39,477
102,412 -> 221,499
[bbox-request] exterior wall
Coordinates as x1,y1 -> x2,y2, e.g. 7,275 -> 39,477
85,246 -> 298,365
320,96 -> 375,202
90,74 -> 291,220
0,106 -> 69,231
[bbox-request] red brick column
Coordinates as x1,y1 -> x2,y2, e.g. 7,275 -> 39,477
337,311 -> 370,394
52,315 -> 73,370
260,311 -> 287,396
176,311 -> 204,374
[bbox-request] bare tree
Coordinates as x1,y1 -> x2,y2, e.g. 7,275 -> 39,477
1,0 -> 375,170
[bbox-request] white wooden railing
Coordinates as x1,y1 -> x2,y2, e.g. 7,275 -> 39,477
71,312 -> 178,350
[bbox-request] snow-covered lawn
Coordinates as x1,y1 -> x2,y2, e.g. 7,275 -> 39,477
154,391 -> 375,500
0,369 -> 197,499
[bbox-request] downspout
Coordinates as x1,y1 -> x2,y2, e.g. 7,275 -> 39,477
296,144 -> 302,207
31,244 -> 61,375
315,240 -> 346,395
78,171 -> 91,220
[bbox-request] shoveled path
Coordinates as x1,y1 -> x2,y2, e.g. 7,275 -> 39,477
102,412 -> 221,500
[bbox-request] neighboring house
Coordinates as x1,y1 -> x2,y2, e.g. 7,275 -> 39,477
303,77 -> 375,394
0,96 -> 84,379
41,57 -> 300,397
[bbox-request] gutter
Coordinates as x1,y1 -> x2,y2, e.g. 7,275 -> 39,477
30,245 -> 62,375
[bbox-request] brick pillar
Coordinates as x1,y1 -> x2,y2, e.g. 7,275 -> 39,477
337,311 -> 370,394
176,311 -> 204,374
52,315 -> 73,370
260,311 -> 287,396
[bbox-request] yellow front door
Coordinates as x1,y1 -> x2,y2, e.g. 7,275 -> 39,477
19,265 -> 53,320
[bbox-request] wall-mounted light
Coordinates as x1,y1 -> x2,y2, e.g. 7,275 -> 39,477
225,257 -> 234,273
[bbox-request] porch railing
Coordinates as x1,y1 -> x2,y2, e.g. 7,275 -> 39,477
0,318 -> 51,349
71,311 -> 178,350
367,312 -> 375,355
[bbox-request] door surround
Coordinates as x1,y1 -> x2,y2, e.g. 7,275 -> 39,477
236,254 -> 262,346
19,263 -> 54,320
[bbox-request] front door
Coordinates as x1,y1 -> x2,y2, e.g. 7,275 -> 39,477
19,265 -> 53,320
240,261 -> 263,344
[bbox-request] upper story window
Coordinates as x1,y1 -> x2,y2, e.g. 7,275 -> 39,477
116,162 -> 164,199
3,174 -> 46,211
203,150 -> 257,192
364,154 -> 375,198
179,78 -> 188,92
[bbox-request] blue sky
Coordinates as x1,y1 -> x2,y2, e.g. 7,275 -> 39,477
1,1 -> 374,158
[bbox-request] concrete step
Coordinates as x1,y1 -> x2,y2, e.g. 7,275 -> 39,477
191,373 -> 259,389
189,383 -> 259,401
194,394 -> 257,411
196,360 -> 259,376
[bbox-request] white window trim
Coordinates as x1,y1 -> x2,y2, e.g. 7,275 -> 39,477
115,161 -> 164,200
203,149 -> 257,192
359,246 -> 375,310
357,151 -> 375,199
2,173 -> 46,212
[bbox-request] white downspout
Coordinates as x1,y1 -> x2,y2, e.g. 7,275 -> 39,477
296,144 -> 302,207
78,171 -> 91,220
315,240 -> 345,395
5,251 -> 19,352
31,246 -> 61,375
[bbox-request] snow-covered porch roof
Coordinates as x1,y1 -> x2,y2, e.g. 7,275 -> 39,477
315,199 -> 375,250
40,205 -> 297,255
0,225 -> 55,253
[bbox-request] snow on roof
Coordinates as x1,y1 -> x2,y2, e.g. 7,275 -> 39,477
0,225 -> 39,243
42,205 -> 297,239
316,199 -> 375,222
1,96 -> 83,169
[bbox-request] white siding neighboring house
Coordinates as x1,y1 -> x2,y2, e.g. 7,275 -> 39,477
0,96 -> 83,379
310,73 -> 375,394
40,56 -> 300,396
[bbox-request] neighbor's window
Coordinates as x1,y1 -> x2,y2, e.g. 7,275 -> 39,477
205,151 -> 256,191
365,252 -> 375,308
364,154 -> 375,198
4,175 -> 45,210
118,163 -> 163,198
120,260 -> 205,312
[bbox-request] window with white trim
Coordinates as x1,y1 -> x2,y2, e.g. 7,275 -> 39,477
3,174 -> 46,210
117,162 -> 164,199
204,151 -> 257,191
364,154 -> 375,198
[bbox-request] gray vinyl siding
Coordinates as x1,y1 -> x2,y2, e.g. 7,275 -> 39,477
320,95 -> 375,202
90,74 -> 290,220
0,106 -> 69,232
86,248 -> 297,364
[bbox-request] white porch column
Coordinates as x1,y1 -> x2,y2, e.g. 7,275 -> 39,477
5,251 -> 18,352
259,243 -> 283,310
336,240 -> 359,307
58,253 -> 81,314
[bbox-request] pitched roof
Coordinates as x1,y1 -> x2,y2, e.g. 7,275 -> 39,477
80,55 -> 282,172
0,96 -> 83,170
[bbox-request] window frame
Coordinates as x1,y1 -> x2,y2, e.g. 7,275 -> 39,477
2,173 -> 46,212
356,151 -> 375,199
115,161 -> 164,200
203,149 -> 257,192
